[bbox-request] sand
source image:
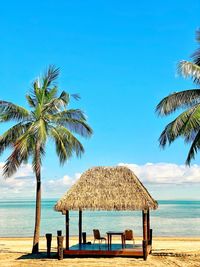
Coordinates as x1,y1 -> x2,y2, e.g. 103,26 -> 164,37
0,236 -> 200,267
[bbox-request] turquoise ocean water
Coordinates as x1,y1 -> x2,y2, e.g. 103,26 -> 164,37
0,200 -> 200,237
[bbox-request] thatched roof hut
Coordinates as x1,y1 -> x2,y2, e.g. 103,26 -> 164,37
54,166 -> 158,260
55,166 -> 158,212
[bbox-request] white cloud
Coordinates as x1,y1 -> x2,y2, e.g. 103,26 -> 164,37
43,173 -> 81,198
1,161 -> 200,200
0,163 -> 35,198
118,162 -> 200,184
0,162 -> 79,199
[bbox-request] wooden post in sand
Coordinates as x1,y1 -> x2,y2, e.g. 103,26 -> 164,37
79,210 -> 82,247
149,229 -> 152,246
142,240 -> 148,261
57,230 -> 62,236
46,233 -> 52,258
142,210 -> 148,260
142,210 -> 148,241
65,210 -> 69,250
149,229 -> 153,254
57,236 -> 64,260
147,209 -> 150,242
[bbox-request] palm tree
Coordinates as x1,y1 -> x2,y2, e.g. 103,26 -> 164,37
0,65 -> 93,253
156,30 -> 200,165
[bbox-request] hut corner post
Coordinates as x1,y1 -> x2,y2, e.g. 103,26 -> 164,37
147,209 -> 150,241
147,209 -> 153,253
65,210 -> 69,250
79,210 -> 82,248
142,210 -> 148,260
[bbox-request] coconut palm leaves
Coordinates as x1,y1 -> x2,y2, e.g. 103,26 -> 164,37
156,30 -> 200,165
0,65 -> 93,252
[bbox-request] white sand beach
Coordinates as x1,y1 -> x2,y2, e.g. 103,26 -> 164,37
0,236 -> 200,267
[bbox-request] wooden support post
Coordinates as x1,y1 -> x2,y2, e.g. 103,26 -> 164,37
142,240 -> 148,261
57,230 -> 62,236
65,211 -> 69,250
147,209 -> 150,242
79,210 -> 82,247
45,233 -> 52,258
149,229 -> 153,254
142,210 -> 148,241
149,229 -> 153,246
142,210 -> 148,260
82,232 -> 87,244
57,236 -> 64,260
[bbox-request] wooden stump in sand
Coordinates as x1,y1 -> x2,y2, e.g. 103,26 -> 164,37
57,236 -> 64,260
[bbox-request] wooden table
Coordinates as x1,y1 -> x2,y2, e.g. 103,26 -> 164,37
106,231 -> 125,250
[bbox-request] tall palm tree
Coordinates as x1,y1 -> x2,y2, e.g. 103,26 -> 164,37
156,30 -> 200,165
0,65 -> 93,253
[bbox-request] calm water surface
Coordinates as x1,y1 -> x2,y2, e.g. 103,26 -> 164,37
0,200 -> 200,237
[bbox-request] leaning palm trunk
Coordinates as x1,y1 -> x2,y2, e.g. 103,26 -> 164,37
32,141 -> 41,253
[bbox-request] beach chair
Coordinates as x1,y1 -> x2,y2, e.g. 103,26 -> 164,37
123,229 -> 135,247
93,229 -> 106,244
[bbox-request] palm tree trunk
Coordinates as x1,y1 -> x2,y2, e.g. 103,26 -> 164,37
32,141 -> 41,254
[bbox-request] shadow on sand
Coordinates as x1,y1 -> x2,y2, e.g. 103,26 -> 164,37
17,252 -> 57,260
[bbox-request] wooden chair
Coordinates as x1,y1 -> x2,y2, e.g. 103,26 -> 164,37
124,229 -> 135,247
93,229 -> 106,244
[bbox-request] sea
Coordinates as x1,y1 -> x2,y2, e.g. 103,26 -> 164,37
0,200 -> 200,237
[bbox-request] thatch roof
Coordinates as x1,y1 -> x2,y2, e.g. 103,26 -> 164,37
54,166 -> 158,212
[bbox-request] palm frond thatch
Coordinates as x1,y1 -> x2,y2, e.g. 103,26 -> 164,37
54,166 -> 158,212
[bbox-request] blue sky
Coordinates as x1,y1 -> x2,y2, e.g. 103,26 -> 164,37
0,0 -> 200,200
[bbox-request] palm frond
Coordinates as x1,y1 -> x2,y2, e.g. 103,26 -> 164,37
71,94 -> 81,101
26,95 -> 37,108
42,65 -> 60,88
43,86 -> 58,104
3,151 -> 21,177
185,130 -> 200,165
189,29 -> 200,67
156,89 -> 200,116
0,122 -> 32,155
159,104 -> 200,147
178,61 -> 200,84
42,98 -> 66,115
53,109 -> 86,121
159,121 -> 176,147
0,101 -> 30,122
54,117 -> 93,138
50,126 -> 84,164
42,91 -> 70,115
195,29 -> 200,44
59,91 -> 70,106
36,119 -> 47,142
192,48 -> 200,66
3,134 -> 32,177
32,80 -> 41,103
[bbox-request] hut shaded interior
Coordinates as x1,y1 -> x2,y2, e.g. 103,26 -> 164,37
54,166 -> 158,260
